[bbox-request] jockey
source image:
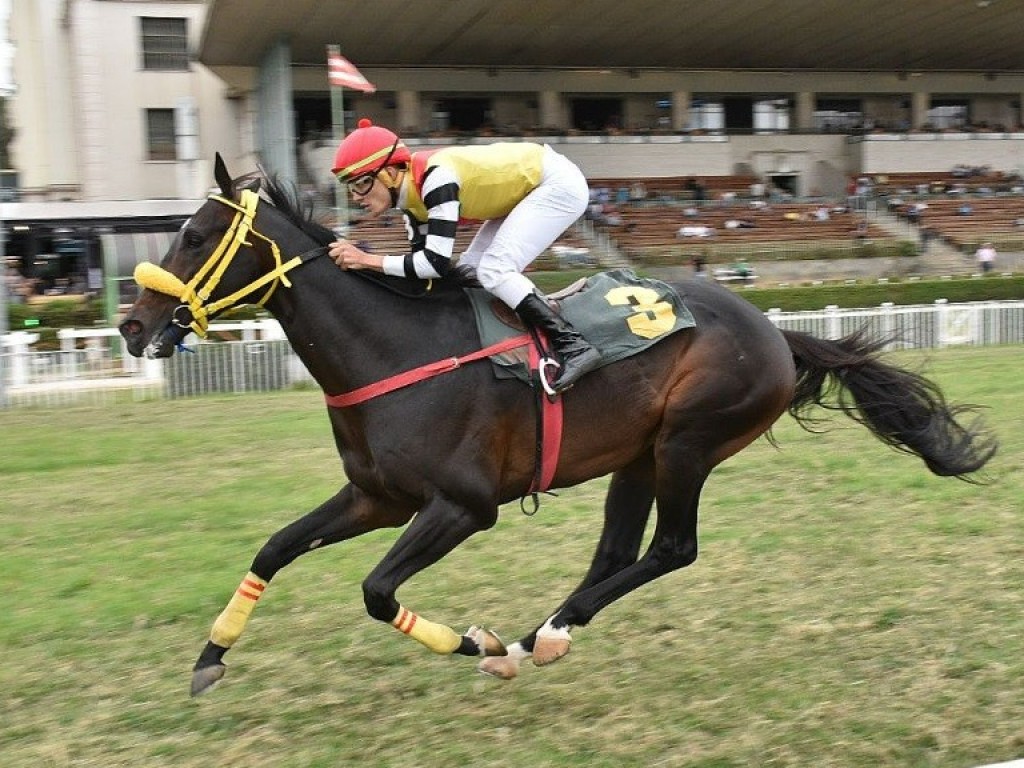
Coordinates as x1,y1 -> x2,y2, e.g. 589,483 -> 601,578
329,118 -> 601,394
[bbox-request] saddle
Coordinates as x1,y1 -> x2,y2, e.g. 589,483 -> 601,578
487,277 -> 590,331
467,268 -> 695,383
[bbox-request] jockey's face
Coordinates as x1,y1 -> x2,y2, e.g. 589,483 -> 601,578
348,167 -> 400,216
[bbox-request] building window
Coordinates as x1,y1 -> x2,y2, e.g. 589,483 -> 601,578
146,109 -> 177,161
754,99 -> 791,134
140,17 -> 189,71
928,100 -> 969,130
688,100 -> 724,133
814,98 -> 864,132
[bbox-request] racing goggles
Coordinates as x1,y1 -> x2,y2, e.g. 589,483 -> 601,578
341,139 -> 401,197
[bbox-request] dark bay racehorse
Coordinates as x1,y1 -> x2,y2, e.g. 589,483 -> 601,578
119,156 -> 996,696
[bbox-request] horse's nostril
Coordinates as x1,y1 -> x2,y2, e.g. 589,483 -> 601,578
120,319 -> 143,337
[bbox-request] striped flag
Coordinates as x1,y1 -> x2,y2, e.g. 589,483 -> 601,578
327,48 -> 376,93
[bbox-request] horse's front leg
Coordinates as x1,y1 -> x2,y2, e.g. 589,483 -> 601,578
190,483 -> 414,696
361,491 -> 506,658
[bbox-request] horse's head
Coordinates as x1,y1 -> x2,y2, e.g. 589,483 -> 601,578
119,154 -> 297,358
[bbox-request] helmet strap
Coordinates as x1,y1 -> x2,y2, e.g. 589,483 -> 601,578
378,167 -> 404,207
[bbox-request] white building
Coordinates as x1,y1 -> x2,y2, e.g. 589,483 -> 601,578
9,0 -> 243,202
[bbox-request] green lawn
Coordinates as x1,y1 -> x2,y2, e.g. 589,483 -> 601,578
1,346 -> 1022,768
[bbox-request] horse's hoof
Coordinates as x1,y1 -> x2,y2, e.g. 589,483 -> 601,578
532,635 -> 571,666
190,664 -> 226,697
478,654 -> 521,679
468,626 -> 507,657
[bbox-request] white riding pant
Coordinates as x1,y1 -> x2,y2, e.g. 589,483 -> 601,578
459,145 -> 589,308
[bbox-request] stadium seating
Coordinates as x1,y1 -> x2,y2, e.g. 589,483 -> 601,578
588,175 -> 760,201
909,197 -> 1024,249
598,202 -> 894,259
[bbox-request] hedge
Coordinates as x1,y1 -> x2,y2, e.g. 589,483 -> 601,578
730,274 -> 1024,311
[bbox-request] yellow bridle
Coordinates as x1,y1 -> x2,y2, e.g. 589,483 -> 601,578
133,189 -> 304,338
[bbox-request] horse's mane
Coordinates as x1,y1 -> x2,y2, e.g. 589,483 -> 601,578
260,174 -> 336,247
257,172 -> 481,293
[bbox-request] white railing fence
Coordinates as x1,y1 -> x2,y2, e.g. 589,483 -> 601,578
2,301 -> 1023,408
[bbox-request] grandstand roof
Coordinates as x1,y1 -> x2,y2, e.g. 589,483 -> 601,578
200,0 -> 1024,73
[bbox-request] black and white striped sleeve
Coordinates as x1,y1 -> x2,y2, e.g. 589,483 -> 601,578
382,165 -> 461,280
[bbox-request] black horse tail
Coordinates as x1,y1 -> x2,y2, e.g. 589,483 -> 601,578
781,329 -> 997,480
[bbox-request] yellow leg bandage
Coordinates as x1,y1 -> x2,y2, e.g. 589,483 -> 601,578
210,572 -> 268,648
391,606 -> 462,654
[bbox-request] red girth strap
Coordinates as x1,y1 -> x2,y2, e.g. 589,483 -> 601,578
527,341 -> 564,493
323,332 -> 564,494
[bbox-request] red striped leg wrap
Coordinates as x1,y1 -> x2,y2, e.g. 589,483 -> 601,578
210,572 -> 268,648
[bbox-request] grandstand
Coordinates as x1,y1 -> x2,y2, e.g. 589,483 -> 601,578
907,197 -> 1024,251
587,175 -> 760,201
9,0 -> 1024,301
871,170 -> 1024,196
591,201 -> 900,267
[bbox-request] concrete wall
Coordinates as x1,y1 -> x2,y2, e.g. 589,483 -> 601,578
856,133 -> 1024,174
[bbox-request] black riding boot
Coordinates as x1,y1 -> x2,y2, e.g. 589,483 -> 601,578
515,292 -> 602,393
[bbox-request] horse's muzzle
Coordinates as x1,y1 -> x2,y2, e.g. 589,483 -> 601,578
119,316 -> 189,359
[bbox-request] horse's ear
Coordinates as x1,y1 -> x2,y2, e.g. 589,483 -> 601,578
214,153 -> 232,197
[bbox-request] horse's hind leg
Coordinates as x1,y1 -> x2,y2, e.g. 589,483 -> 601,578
479,451 -> 656,679
191,483 -> 413,696
489,437 -> 709,678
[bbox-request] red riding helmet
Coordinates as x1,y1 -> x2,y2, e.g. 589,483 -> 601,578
331,118 -> 411,180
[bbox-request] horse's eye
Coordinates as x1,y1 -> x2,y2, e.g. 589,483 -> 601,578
183,230 -> 204,248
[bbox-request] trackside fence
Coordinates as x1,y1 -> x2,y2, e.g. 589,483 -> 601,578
2,301 -> 1023,408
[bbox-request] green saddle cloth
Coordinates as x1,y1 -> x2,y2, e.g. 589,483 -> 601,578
466,268 -> 696,383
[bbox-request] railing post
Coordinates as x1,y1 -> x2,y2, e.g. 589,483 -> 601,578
825,304 -> 841,340
935,298 -> 949,347
880,302 -> 894,349
6,331 -> 39,387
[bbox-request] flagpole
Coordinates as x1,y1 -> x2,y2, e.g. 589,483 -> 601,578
328,45 -> 349,238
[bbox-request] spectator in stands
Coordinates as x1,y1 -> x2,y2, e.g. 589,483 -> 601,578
677,225 -> 714,238
628,181 -> 647,203
601,205 -> 623,227
732,260 -> 754,284
851,220 -> 870,244
905,201 -> 927,224
814,206 -> 830,221
724,218 -> 756,229
690,254 -> 707,277
975,242 -> 997,274
688,178 -> 706,202
919,226 -> 933,254
957,202 -> 973,216
328,118 -> 601,393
